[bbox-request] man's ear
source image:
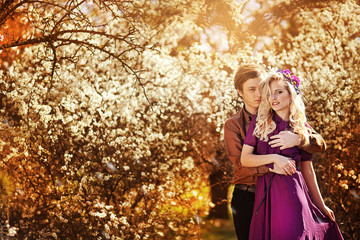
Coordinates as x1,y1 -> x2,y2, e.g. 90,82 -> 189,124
237,89 -> 243,97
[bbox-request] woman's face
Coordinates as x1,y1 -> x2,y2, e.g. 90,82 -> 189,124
268,80 -> 291,113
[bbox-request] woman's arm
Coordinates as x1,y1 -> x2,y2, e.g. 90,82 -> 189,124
300,161 -> 336,221
241,144 -> 296,175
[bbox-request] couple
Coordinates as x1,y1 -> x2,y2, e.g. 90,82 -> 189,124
224,64 -> 344,240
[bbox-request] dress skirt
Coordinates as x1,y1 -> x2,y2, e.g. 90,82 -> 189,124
249,171 -> 344,240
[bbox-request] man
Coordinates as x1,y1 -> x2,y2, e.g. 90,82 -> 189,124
224,63 -> 326,240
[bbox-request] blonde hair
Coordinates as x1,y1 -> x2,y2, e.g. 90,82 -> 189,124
253,73 -> 310,145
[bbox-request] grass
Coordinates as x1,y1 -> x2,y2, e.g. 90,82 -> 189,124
199,185 -> 237,240
199,218 -> 237,240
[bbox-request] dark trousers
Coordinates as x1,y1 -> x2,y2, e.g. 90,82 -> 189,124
231,187 -> 255,240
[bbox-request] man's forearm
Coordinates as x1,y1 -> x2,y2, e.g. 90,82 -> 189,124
299,133 -> 326,154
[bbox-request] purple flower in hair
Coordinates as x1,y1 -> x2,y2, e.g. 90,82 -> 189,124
283,69 -> 291,76
290,75 -> 300,87
277,68 -> 301,95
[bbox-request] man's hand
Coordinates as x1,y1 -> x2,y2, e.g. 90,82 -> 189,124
269,131 -> 302,150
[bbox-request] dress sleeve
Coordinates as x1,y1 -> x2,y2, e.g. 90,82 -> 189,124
301,149 -> 312,162
243,117 -> 270,174
244,116 -> 257,147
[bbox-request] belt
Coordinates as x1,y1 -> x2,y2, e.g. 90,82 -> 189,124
234,184 -> 256,193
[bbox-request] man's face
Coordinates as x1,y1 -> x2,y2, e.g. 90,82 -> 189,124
238,77 -> 262,112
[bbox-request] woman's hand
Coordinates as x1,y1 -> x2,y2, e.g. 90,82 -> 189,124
274,155 -> 296,175
321,205 -> 336,222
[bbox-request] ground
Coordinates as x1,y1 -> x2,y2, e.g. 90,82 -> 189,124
200,218 -> 237,240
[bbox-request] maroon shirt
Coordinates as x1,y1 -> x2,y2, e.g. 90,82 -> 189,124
224,106 -> 326,186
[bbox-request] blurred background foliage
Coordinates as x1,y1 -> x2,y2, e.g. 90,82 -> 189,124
0,0 -> 359,239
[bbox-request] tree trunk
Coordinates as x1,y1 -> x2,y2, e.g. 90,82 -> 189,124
208,170 -> 229,219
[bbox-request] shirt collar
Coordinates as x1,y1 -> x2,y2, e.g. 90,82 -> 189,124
243,106 -> 255,122
273,113 -> 290,132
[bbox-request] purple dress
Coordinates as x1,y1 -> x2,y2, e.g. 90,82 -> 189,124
244,114 -> 343,240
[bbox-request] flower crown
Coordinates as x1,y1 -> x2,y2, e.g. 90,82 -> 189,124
276,69 -> 301,95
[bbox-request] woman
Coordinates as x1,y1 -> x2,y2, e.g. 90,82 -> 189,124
241,70 -> 343,239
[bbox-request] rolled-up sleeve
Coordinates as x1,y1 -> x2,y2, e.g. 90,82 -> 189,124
299,123 -> 327,154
